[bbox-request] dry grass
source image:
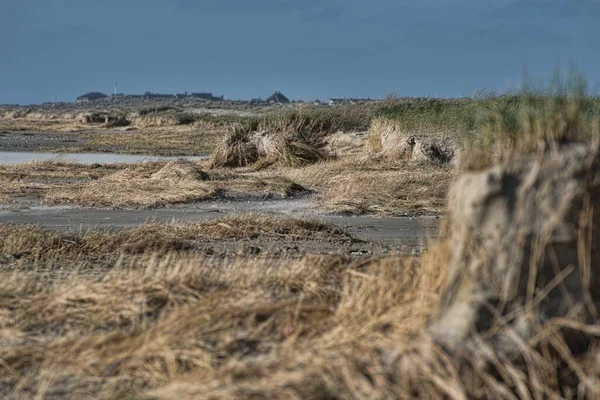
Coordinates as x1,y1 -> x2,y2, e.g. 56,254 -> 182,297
81,124 -> 225,156
0,161 -> 308,208
367,117 -> 456,163
208,128 -> 330,169
1,220 -> 597,399
2,82 -> 599,399
207,105 -> 375,169
0,215 -> 356,266
45,161 -> 217,208
0,112 -> 226,156
190,213 -> 352,241
284,156 -> 454,215
0,156 -> 451,216
0,221 -> 436,399
44,163 -> 308,208
0,161 -> 120,203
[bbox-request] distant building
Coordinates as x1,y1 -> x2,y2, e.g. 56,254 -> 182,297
78,90 -> 225,102
76,92 -> 108,103
190,92 -> 213,100
249,97 -> 265,104
143,92 -> 175,100
329,98 -> 372,105
266,91 -> 290,104
187,93 -> 224,101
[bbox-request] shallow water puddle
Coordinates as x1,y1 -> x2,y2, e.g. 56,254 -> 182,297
0,151 -> 206,165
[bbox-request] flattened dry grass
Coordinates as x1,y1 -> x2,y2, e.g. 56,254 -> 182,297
0,161 -> 120,203
45,161 -> 216,208
192,214 -> 352,241
37,162 -> 307,208
0,215 -> 355,267
81,124 -> 225,156
284,156 -> 454,215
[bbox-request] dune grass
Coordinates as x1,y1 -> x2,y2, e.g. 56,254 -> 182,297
208,105 -> 374,169
43,162 -> 308,208
283,156 -> 454,215
1,218 -> 597,398
0,222 -> 434,399
2,79 -> 600,398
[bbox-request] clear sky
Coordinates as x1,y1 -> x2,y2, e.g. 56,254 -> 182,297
1,0 -> 599,104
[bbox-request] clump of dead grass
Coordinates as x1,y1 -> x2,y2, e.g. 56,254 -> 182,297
194,214 -> 353,241
208,127 -> 330,169
208,106 -> 374,169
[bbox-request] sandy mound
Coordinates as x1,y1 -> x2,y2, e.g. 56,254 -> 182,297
77,112 -> 130,127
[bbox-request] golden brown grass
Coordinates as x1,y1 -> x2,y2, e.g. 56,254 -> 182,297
188,213 -> 353,241
0,113 -> 226,156
0,157 -> 451,215
208,128 -> 330,169
2,82 -> 599,399
45,161 -> 217,208
81,123 -> 225,156
1,220 -> 596,399
0,117 -> 102,133
0,221 -> 435,399
0,161 -> 308,208
284,156 -> 454,215
0,161 -> 120,203
44,162 -> 308,208
0,215 -> 356,266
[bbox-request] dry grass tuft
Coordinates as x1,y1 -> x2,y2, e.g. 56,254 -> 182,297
208,129 -> 329,169
193,213 -> 353,241
206,106 -> 375,169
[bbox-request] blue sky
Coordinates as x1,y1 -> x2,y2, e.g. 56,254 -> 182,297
1,0 -> 599,104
